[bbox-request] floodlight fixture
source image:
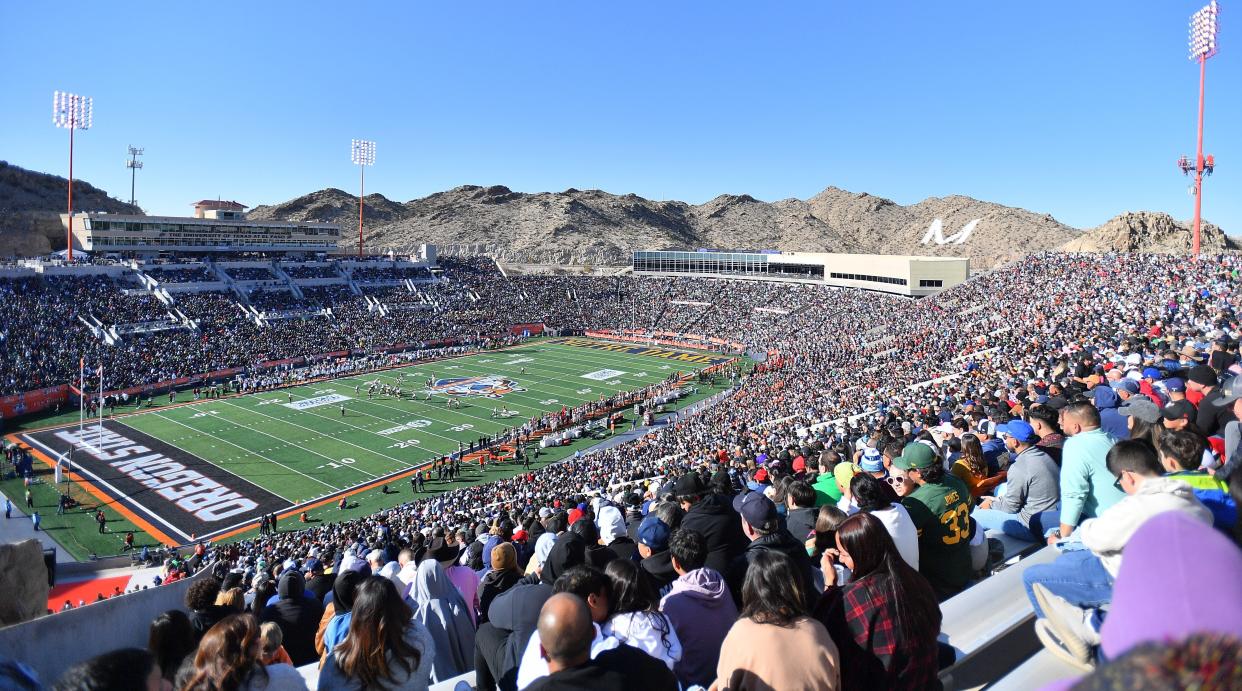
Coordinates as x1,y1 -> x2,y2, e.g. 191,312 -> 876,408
351,139 -> 376,257
1190,1 -> 1221,59
126,146 -> 145,207
52,90 -> 94,262
351,139 -> 376,166
1180,1 -> 1221,256
53,91 -> 93,130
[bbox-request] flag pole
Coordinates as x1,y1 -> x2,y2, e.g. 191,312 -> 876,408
98,362 -> 104,451
73,357 -> 83,482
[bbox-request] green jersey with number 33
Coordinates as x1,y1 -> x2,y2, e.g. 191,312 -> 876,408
901,473 -> 974,595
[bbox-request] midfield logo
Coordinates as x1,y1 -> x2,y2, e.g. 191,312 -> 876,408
431,375 -> 526,399
920,218 -> 980,245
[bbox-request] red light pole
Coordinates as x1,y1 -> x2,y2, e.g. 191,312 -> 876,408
53,91 -> 93,262
1179,1 -> 1220,257
351,139 -> 376,258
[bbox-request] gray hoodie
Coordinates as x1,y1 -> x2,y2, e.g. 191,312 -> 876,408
659,567 -> 738,688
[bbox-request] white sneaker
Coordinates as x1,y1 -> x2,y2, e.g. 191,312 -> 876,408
1032,583 -> 1098,668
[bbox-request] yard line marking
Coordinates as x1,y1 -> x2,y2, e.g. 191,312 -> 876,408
213,399 -> 417,473
149,410 -> 340,493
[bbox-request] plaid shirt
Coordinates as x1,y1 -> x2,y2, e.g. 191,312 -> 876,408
815,573 -> 942,690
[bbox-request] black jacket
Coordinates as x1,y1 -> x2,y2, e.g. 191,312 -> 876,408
480,582 -> 554,690
726,529 -> 816,610
189,605 -> 229,643
785,506 -> 818,543
640,549 -> 678,596
606,536 -> 641,564
305,572 -> 335,602
525,644 -> 678,691
478,569 -> 522,625
680,493 -> 748,576
260,570 -> 323,666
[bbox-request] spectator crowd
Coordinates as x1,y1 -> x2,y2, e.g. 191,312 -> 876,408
4,251 -> 1242,690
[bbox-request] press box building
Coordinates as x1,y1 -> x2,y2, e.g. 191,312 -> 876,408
632,249 -> 970,297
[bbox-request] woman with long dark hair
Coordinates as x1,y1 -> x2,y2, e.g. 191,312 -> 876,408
148,609 -> 195,684
319,576 -> 435,690
814,512 -> 942,690
952,433 -> 1005,501
601,558 -> 682,671
182,613 -> 306,691
714,551 -> 840,690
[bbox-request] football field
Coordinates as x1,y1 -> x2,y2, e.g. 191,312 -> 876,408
14,338 -> 732,551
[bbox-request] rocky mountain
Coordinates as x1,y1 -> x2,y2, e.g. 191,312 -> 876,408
248,188 -> 408,227
250,183 -> 1238,267
1060,211 -> 1239,254
805,188 -> 1080,262
337,184 -> 1087,267
0,161 -> 142,256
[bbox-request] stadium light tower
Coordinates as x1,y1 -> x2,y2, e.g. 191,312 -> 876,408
126,145 -> 144,207
1178,1 -> 1220,256
351,139 -> 376,258
52,91 -> 93,262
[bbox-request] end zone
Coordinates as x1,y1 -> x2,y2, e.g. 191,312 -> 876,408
20,420 -> 292,544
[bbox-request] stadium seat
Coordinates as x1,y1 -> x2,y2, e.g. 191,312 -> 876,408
938,547 -> 1057,690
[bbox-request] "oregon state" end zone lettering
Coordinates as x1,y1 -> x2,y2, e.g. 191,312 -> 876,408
54,427 -> 259,522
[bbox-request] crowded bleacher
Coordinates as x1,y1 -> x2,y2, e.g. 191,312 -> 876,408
2,251 -> 1242,690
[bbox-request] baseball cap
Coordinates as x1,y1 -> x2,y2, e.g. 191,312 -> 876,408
1164,377 -> 1186,392
1118,397 -> 1161,424
833,462 -> 860,487
1161,400 -> 1196,421
636,515 -> 671,551
1142,367 -> 1162,380
1188,365 -> 1218,387
1110,379 -> 1140,395
731,490 -> 779,530
753,467 -> 769,484
893,443 -> 937,471
996,420 -> 1039,444
1213,377 -> 1242,406
303,558 -> 322,573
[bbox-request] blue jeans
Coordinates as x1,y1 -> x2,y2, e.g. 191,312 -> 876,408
971,508 -> 1037,541
1029,509 -> 1062,539
1022,549 -> 1114,618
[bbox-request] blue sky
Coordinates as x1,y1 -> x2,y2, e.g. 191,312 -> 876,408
1,1 -> 1237,231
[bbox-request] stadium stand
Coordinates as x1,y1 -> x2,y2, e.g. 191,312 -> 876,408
1,251 -> 1241,688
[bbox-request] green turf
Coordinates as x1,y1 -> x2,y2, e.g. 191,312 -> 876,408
3,339 -> 732,559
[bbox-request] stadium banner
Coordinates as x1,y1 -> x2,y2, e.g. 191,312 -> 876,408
583,329 -> 745,352
509,323 -> 545,336
21,420 -> 291,542
0,385 -> 70,419
554,336 -> 736,366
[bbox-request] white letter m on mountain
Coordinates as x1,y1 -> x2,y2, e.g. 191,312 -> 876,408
920,218 -> 980,245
